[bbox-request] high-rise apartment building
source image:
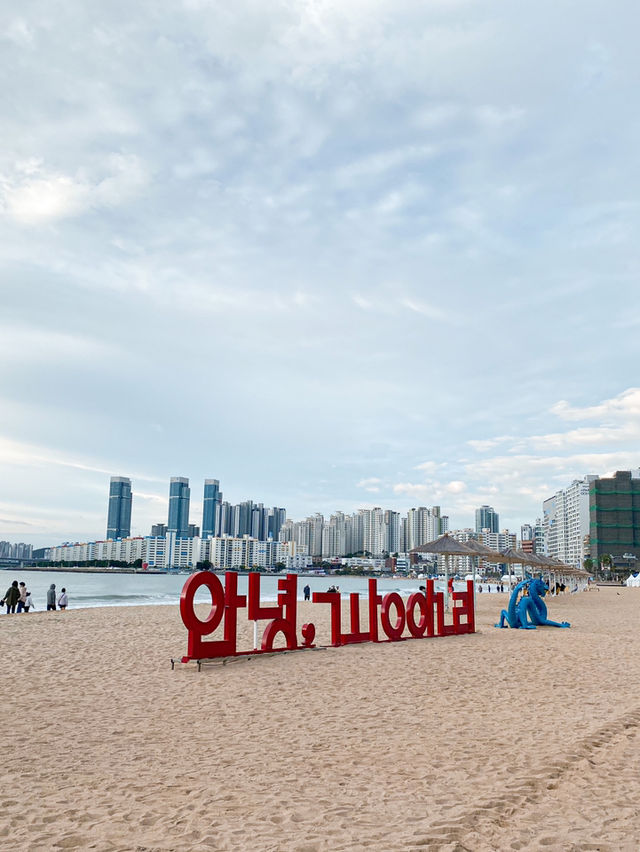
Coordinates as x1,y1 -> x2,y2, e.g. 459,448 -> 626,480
589,470 -> 640,563
384,510 -> 401,554
202,479 -> 222,538
405,507 -> 443,551
307,513 -> 324,557
362,508 -> 385,556
543,475 -> 597,568
106,476 -> 132,540
267,507 -> 286,541
167,477 -> 191,538
475,505 -> 499,534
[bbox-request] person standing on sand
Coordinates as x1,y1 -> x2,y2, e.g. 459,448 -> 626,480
24,591 -> 34,612
2,580 -> 20,613
16,582 -> 28,613
57,588 -> 68,610
303,584 -> 311,601
47,584 -> 56,611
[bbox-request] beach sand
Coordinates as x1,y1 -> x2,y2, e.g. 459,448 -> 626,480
2,585 -> 640,851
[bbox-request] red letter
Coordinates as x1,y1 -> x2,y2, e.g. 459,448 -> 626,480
452,579 -> 475,634
406,590 -> 428,638
425,579 -> 443,637
312,591 -> 342,647
367,579 -> 382,642
260,574 -> 300,651
180,571 -> 246,661
380,592 -> 406,641
248,572 -> 281,620
339,593 -> 371,645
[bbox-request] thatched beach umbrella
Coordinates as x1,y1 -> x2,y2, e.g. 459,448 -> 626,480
499,546 -> 532,589
456,538 -> 505,608
410,534 -> 475,609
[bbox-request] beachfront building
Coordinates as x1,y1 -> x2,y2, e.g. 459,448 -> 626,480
404,506 -> 445,552
143,536 -> 167,569
202,478 -> 222,538
45,532 -> 311,571
168,477 -> 191,537
217,500 -> 287,542
589,470 -> 640,565
519,520 -> 544,554
202,535 -> 309,570
534,519 -> 545,555
475,505 -> 499,534
385,510 -> 402,554
322,512 -> 348,558
165,531 -> 200,569
543,475 -> 597,568
106,476 -> 132,540
362,508 -> 386,556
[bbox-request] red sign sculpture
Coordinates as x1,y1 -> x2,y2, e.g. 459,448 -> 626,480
180,573 -> 474,662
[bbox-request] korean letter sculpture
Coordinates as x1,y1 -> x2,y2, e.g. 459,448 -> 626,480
495,577 -> 570,630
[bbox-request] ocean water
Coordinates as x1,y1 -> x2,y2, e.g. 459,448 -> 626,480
0,569 -> 488,611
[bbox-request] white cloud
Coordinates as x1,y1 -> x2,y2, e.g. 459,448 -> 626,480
550,388 -> 640,423
0,155 -> 148,224
357,477 -> 382,493
393,482 -> 431,498
415,461 -> 446,473
2,173 -> 88,223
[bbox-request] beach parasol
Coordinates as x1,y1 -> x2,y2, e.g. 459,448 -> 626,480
459,539 -> 505,607
410,534 -> 475,609
499,547 -> 533,588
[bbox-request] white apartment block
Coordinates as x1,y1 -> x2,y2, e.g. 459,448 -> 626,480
405,507 -> 443,552
203,535 -> 309,570
543,476 -> 597,568
362,508 -> 385,556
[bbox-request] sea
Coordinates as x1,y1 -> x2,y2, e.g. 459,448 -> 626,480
0,569 -> 495,611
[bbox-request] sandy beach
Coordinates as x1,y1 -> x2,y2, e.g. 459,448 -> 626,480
3,586 -> 640,851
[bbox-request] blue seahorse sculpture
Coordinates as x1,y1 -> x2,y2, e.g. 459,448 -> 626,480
495,577 -> 570,629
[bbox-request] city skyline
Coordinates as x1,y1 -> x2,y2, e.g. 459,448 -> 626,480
35,471 -> 539,551
3,3 -> 640,548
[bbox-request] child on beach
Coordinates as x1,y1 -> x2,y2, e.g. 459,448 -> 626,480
24,591 -> 34,612
57,588 -> 68,610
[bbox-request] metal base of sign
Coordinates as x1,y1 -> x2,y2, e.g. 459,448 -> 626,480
171,645 -> 327,671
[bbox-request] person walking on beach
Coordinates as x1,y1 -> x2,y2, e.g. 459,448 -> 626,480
303,584 -> 311,601
47,584 -> 56,611
16,582 -> 28,613
57,588 -> 68,610
24,591 -> 34,612
2,580 -> 20,614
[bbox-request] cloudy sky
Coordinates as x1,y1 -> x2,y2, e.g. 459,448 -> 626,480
2,1 -> 640,547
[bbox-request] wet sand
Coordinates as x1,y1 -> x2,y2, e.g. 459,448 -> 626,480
2,586 -> 640,851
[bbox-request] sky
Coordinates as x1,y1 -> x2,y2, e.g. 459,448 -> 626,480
2,0 -> 640,548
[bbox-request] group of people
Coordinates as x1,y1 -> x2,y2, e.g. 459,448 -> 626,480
1,580 -> 69,614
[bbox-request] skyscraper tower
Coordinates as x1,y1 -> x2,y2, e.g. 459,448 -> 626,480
475,505 -> 499,534
106,476 -> 132,540
168,477 -> 191,537
202,479 -> 222,538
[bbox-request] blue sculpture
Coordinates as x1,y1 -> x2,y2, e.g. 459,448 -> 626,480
495,577 -> 570,630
